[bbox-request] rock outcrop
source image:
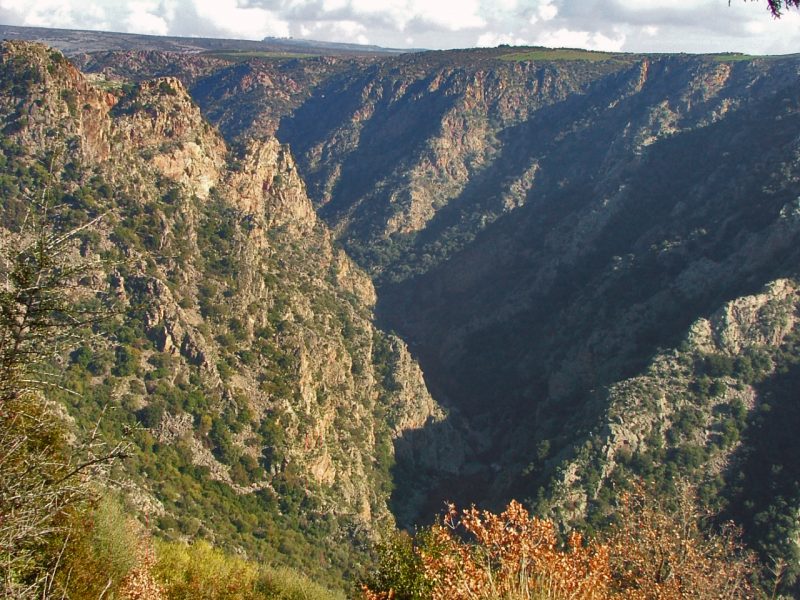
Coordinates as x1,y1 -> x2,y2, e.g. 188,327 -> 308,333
0,41 -> 461,577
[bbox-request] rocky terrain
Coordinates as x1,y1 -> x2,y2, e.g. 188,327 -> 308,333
0,40 -> 462,583
3,25 -> 800,593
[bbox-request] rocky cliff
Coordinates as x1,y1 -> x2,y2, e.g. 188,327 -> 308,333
0,41 -> 463,582
6,32 -> 800,592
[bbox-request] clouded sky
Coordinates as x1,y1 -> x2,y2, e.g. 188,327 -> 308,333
0,0 -> 798,54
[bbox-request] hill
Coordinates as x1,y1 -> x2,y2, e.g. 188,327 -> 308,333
2,26 -> 800,595
0,40 -> 462,589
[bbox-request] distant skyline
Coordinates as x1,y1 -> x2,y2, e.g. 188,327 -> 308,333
0,0 -> 799,54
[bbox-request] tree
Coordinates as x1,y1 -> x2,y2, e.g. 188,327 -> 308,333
363,483 -> 757,600
605,482 -> 756,599
740,0 -> 800,17
0,189 -> 124,597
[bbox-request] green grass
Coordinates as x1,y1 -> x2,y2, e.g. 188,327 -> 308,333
710,53 -> 759,62
204,51 -> 316,61
708,53 -> 800,63
499,48 -> 617,62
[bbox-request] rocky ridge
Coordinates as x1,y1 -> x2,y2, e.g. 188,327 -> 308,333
549,279 -> 799,520
6,33 -> 800,590
0,41 -> 464,579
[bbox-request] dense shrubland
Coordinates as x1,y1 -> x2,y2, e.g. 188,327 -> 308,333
0,163 -> 343,598
4,37 -> 800,600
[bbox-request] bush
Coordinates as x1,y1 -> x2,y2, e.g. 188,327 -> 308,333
113,344 -> 140,377
154,540 -> 341,600
363,531 -> 432,600
711,379 -> 727,397
137,401 -> 166,428
364,484 -> 757,600
706,353 -> 735,377
55,495 -> 142,598
606,483 -> 756,599
366,501 -> 611,600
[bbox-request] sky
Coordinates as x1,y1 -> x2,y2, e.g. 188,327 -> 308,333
0,0 -> 799,55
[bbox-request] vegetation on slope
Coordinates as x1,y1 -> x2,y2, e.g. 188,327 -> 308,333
0,154 -> 341,600
498,48 -> 618,62
0,41 -> 458,593
5,33 -> 800,600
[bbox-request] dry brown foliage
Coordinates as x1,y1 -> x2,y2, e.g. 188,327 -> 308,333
364,485 -> 757,600
425,500 -> 611,600
605,485 -> 756,599
118,541 -> 165,600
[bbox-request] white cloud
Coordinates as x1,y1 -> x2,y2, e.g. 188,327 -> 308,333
534,27 -> 626,52
192,0 -> 290,38
538,1 -> 558,21
744,20 -> 766,34
321,0 -> 347,10
402,0 -> 486,31
298,18 -> 371,44
2,0 -> 79,28
476,31 -> 528,47
126,0 -> 168,35
415,0 -> 485,30
0,0 -> 799,53
529,0 -> 558,25
298,0 -> 487,31
318,19 -> 365,37
489,0 -> 518,11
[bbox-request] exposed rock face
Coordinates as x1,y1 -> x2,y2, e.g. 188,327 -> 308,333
227,138 -> 317,233
0,41 -> 461,575
548,280 -> 800,522
6,37 -> 800,588
708,279 -> 797,354
0,42 -> 117,161
80,43 -> 800,565
74,49 -> 370,140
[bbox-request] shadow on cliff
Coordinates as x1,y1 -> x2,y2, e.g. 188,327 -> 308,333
377,76 -> 800,527
722,357 -> 800,594
388,411 -> 499,529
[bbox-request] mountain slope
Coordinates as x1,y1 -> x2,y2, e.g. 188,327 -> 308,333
233,44 -> 800,583
364,51 -> 800,586
5,30 -> 800,593
73,41 -> 800,586
0,41 -> 462,586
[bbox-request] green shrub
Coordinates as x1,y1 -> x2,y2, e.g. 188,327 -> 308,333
154,540 -> 342,600
56,495 -> 141,599
710,380 -> 727,397
137,401 -> 166,428
363,530 -> 433,600
112,344 -> 140,377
